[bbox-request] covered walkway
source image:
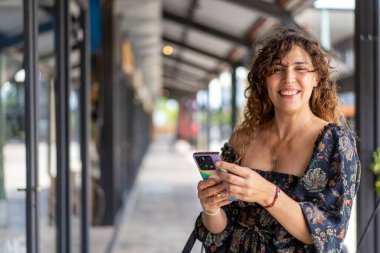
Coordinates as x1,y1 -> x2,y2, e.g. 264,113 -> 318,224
0,1 -> 378,252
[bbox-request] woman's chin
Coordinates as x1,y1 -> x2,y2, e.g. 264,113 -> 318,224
275,105 -> 308,116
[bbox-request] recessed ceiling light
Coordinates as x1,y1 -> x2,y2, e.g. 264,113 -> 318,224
162,45 -> 174,56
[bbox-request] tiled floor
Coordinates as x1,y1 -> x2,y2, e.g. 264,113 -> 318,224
110,135 -> 203,253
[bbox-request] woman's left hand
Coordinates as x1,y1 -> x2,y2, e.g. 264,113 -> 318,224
215,161 -> 275,204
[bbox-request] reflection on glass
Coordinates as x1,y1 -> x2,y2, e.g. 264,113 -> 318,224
70,88 -> 82,253
0,17 -> 58,253
0,50 -> 27,252
38,67 -> 56,252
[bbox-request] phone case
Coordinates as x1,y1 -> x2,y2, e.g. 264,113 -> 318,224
193,152 -> 221,181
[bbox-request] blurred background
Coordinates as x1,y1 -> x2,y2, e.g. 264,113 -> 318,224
0,0 -> 378,252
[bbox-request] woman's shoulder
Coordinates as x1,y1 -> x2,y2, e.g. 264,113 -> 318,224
229,128 -> 249,146
228,124 -> 267,150
223,127 -> 255,163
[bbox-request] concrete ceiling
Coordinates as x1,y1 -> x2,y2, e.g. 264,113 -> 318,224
0,0 -> 356,101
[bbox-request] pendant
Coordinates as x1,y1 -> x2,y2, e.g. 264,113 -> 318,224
271,159 -> 277,165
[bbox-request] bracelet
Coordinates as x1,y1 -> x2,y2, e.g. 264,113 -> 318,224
203,208 -> 220,216
263,186 -> 281,209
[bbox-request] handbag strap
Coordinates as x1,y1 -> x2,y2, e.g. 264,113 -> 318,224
182,230 -> 197,253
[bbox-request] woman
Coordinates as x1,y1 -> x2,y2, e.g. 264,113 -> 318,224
194,28 -> 361,252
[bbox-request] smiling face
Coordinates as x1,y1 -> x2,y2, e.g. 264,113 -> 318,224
265,45 -> 319,116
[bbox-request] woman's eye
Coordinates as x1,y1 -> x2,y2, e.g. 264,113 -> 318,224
295,67 -> 307,72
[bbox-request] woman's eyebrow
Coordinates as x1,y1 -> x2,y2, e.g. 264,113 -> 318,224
293,61 -> 309,65
275,61 -> 310,66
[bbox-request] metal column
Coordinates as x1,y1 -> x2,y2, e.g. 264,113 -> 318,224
79,3 -> 91,253
206,87 -> 211,150
23,0 -> 39,252
374,0 -> 380,251
355,0 -> 380,251
55,0 -> 71,252
99,0 -> 116,225
231,65 -> 237,131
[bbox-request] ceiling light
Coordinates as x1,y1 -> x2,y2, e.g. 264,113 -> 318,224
314,0 -> 355,10
162,45 -> 174,56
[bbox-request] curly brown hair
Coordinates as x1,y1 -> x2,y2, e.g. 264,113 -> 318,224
232,28 -> 343,157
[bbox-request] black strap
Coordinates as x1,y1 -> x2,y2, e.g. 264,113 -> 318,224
182,230 -> 197,253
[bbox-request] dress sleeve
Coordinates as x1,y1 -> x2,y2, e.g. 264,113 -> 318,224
295,125 -> 361,252
193,143 -> 239,249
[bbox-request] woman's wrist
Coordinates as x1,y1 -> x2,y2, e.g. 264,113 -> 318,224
260,183 -> 279,207
263,185 -> 281,209
203,208 -> 220,216
202,208 -> 227,234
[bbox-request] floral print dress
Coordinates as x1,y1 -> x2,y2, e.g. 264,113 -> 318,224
194,123 -> 361,253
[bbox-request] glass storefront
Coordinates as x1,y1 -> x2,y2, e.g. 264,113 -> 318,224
0,2 -> 27,251
38,66 -> 56,252
0,49 -> 59,253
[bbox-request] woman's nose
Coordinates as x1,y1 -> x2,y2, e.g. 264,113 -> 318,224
283,69 -> 295,84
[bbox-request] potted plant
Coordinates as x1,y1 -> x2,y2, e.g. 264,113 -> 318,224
370,147 -> 380,193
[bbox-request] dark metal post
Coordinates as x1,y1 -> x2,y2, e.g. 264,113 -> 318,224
23,0 -> 39,252
79,4 -> 91,253
99,0 -> 116,225
206,87 -> 211,150
355,0 -> 379,251
374,0 -> 380,251
231,65 -> 237,131
55,0 -> 71,252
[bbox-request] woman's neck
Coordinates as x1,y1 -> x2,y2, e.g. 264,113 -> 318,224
271,110 -> 315,142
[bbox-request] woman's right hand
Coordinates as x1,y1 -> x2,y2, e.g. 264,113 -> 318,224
197,178 -> 232,213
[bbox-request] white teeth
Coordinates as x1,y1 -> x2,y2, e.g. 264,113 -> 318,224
280,90 -> 298,96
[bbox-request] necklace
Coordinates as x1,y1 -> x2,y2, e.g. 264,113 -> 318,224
269,119 -> 313,167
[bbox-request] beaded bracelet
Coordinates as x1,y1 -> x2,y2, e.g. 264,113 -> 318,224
203,208 -> 220,216
263,185 -> 281,209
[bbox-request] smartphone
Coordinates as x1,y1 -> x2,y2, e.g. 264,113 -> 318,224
193,152 -> 222,181
193,152 -> 237,201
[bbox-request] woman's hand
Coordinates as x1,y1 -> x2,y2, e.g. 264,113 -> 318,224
197,178 -> 233,213
215,161 -> 275,205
